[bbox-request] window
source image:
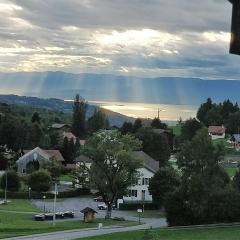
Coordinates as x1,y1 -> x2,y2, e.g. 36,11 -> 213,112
131,190 -> 137,198
142,178 -> 149,185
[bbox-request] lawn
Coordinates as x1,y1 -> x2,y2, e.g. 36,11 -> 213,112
0,199 -> 38,212
0,200 -> 136,239
59,174 -> 73,182
170,124 -> 182,137
79,225 -> 240,240
225,167 -> 238,178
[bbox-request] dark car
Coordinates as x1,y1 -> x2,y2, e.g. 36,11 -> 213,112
34,214 -> 45,221
64,211 -> 74,218
45,213 -> 54,220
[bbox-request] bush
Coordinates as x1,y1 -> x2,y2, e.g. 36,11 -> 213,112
119,202 -> 158,211
0,171 -> 20,192
0,188 -> 90,199
28,170 -> 51,192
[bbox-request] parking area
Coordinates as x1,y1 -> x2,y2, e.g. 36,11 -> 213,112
33,197 -> 167,227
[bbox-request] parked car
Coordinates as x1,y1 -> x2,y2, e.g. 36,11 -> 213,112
45,213 -> 54,220
98,203 -> 107,210
55,212 -> 65,219
64,211 -> 74,218
34,214 -> 45,221
97,203 -> 116,210
94,196 -> 104,202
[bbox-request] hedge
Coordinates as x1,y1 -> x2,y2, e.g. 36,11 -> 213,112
119,202 -> 158,210
0,188 -> 90,199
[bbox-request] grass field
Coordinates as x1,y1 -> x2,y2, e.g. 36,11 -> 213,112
0,200 -> 136,239
225,167 -> 238,178
59,174 -> 73,182
79,225 -> 240,240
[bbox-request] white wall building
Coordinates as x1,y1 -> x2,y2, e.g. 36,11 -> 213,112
123,151 -> 159,202
208,126 -> 226,140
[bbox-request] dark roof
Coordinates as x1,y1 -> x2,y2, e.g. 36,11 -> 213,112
80,207 -> 97,214
51,123 -> 67,129
75,155 -> 92,164
208,126 -> 225,135
133,151 -> 159,173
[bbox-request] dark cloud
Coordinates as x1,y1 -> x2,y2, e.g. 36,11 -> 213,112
0,0 -> 238,79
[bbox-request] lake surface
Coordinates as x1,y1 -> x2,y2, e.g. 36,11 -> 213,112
89,101 -> 198,121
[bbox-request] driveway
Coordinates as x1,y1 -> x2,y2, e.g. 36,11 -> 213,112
33,196 -> 167,228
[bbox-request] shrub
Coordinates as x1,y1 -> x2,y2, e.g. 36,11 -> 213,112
0,171 -> 20,192
28,170 -> 51,192
119,202 -> 158,211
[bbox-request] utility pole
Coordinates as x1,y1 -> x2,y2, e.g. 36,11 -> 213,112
4,170 -> 7,204
53,181 -> 57,227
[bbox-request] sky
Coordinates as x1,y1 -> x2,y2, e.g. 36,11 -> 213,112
0,0 -> 239,79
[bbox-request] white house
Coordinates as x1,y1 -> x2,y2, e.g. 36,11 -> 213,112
123,151 -> 159,202
208,126 -> 226,140
75,151 -> 159,203
16,147 -> 64,173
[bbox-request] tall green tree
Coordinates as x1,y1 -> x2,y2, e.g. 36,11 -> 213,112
197,98 -> 213,123
149,166 -> 180,207
83,130 -> 142,218
31,112 -> 41,124
151,118 -> 167,129
166,128 -> 230,226
87,108 -> 108,133
135,128 -> 170,167
133,118 -> 142,132
120,122 -> 133,135
72,94 -> 87,138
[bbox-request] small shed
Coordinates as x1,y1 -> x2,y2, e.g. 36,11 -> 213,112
80,207 -> 97,223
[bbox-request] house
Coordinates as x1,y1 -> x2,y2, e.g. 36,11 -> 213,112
63,131 -> 86,145
75,151 -> 159,203
123,151 -> 159,202
51,123 -> 69,130
16,147 -> 64,173
208,126 -> 226,140
232,134 -> 240,149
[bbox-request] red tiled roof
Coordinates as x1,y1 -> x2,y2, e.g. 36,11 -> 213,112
208,126 -> 225,135
63,132 -> 77,140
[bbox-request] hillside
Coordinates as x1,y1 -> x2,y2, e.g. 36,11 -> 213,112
0,94 -> 135,127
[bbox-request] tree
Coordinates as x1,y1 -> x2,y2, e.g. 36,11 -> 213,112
120,122 -> 133,135
133,118 -> 142,132
203,105 -> 223,127
197,98 -> 213,123
72,94 -> 87,138
28,170 -> 51,192
220,99 -> 239,122
226,111 -> 240,134
180,118 -> 203,142
233,169 -> 240,192
149,166 -> 180,207
0,171 -> 20,192
83,130 -> 142,218
135,128 -> 170,167
166,128 -> 231,226
87,108 -> 108,133
41,158 -> 63,180
151,118 -> 167,129
0,152 -> 8,170
31,112 -> 41,124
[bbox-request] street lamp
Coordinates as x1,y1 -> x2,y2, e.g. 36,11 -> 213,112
28,187 -> 31,199
53,180 -> 58,227
137,209 -> 142,224
43,195 -> 46,212
4,170 -> 7,204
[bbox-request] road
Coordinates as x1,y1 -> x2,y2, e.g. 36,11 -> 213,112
4,221 -> 166,240
3,196 -> 167,240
